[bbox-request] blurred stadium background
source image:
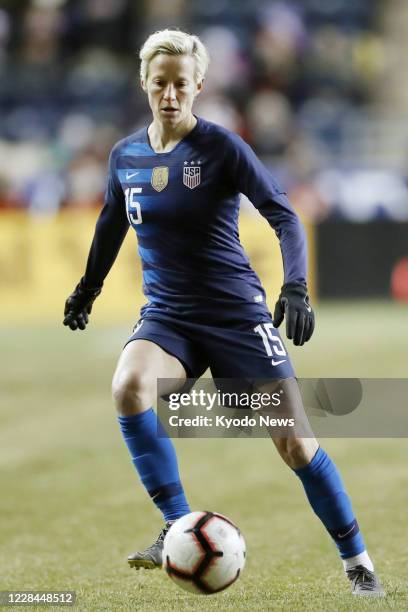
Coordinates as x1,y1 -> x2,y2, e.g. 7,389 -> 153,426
1,0 -> 408,316
1,1 -> 407,610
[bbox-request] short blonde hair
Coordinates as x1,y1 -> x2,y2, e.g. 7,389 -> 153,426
139,29 -> 210,84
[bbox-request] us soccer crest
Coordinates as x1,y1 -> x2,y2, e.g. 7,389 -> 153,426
183,165 -> 201,189
151,166 -> 169,192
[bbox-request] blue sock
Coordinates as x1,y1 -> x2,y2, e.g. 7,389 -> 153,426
294,447 -> 365,559
118,408 -> 190,522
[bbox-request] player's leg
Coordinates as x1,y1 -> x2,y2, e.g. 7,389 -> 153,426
113,320 -> 207,569
113,337 -> 186,416
113,337 -> 191,519
205,321 -> 384,595
266,377 -> 384,596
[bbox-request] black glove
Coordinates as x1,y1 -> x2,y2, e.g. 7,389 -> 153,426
273,282 -> 315,346
63,278 -> 102,331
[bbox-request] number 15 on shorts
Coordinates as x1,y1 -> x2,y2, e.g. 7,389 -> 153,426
254,323 -> 287,366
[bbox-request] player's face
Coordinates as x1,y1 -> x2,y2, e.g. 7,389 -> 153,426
142,54 -> 202,128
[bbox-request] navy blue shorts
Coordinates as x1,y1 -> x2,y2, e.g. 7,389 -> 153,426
126,314 -> 294,380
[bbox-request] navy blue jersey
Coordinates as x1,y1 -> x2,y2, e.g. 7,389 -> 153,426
84,117 -> 307,323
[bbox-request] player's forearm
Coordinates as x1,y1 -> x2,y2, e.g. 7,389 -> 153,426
83,202 -> 129,288
258,201 -> 307,285
278,219 -> 307,285
230,136 -> 308,284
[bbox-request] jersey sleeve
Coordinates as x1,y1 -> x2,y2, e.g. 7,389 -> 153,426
82,146 -> 129,287
225,132 -> 307,286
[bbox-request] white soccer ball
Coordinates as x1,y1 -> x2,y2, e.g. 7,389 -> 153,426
163,511 -> 246,595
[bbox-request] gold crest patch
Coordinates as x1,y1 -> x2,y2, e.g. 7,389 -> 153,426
151,166 -> 169,192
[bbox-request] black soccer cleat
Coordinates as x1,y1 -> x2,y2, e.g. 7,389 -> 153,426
128,522 -> 173,570
346,565 -> 385,596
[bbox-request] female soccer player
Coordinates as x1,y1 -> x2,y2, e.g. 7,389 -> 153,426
64,29 -> 383,595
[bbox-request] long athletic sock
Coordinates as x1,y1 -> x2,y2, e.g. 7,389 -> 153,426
118,408 -> 190,521
293,447 -> 367,561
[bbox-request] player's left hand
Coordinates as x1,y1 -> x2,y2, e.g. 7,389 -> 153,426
273,282 -> 315,346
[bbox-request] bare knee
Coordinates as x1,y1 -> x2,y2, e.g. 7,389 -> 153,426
112,369 -> 155,416
275,437 -> 319,470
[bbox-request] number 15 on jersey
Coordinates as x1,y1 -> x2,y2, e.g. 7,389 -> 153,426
125,187 -> 143,225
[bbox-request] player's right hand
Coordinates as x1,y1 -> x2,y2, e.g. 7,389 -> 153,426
63,278 -> 102,331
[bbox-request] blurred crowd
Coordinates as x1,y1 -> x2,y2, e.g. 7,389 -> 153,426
0,0 -> 407,221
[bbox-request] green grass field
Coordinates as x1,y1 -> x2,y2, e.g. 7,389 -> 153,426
1,301 -> 407,611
